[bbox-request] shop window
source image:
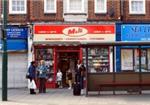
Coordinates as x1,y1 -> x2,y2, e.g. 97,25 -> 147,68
95,0 -> 107,13
85,47 -> 109,73
121,49 -> 134,71
121,48 -> 150,72
9,0 -> 27,14
129,0 -> 145,14
35,48 -> 54,82
134,49 -> 148,72
66,0 -> 85,13
44,0 -> 57,13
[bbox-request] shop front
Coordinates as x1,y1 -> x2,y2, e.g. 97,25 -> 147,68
33,24 -> 115,88
0,26 -> 28,88
117,24 -> 150,72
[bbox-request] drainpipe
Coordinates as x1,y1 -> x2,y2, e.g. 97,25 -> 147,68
120,0 -> 124,22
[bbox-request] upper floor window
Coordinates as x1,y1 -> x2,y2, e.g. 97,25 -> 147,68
9,0 -> 27,14
95,0 -> 107,13
44,0 -> 57,13
129,0 -> 145,14
66,0 -> 85,13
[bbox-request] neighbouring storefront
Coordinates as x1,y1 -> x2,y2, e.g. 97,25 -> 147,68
33,24 -> 115,88
117,24 -> 150,72
0,26 -> 28,88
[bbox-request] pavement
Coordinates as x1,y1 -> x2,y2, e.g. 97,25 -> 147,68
1,88 -> 150,105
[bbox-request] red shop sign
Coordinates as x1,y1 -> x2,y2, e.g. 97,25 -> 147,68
34,25 -> 115,35
33,24 -> 115,42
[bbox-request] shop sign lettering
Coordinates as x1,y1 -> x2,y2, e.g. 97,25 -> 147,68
6,26 -> 28,39
121,25 -> 150,41
131,26 -> 150,33
63,27 -> 88,37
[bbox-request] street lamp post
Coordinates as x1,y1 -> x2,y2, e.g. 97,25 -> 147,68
2,0 -> 8,101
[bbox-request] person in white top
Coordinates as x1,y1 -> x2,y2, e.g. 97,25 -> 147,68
57,69 -> 62,88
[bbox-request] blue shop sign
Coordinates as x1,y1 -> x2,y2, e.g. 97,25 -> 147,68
121,24 -> 150,41
6,26 -> 28,39
0,40 -> 27,51
7,40 -> 27,51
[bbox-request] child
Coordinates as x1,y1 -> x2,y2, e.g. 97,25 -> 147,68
57,69 -> 62,88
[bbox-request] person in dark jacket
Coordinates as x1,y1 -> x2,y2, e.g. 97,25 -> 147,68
28,61 -> 36,94
75,60 -> 86,94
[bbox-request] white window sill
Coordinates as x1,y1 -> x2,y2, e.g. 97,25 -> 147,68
9,12 -> 27,15
44,12 -> 57,14
129,12 -> 146,15
64,13 -> 87,15
65,10 -> 86,13
95,11 -> 107,14
64,11 -> 87,15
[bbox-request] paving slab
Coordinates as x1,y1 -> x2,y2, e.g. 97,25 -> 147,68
1,89 -> 150,105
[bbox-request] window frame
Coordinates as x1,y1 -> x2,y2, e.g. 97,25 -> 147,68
94,0 -> 107,14
66,0 -> 85,13
44,0 -> 57,13
9,0 -> 27,14
129,0 -> 146,15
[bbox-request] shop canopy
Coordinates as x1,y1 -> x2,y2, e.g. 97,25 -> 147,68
81,41 -> 150,46
33,41 -> 150,47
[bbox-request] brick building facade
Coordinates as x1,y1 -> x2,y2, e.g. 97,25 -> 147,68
122,0 -> 150,22
6,0 -> 121,23
1,0 -> 148,23
88,0 -> 120,21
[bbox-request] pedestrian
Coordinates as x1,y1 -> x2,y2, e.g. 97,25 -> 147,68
27,61 -> 36,94
56,69 -> 63,88
67,69 -> 72,89
75,60 -> 86,94
37,60 -> 48,93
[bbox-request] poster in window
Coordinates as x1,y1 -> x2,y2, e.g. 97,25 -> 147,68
121,49 -> 133,70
